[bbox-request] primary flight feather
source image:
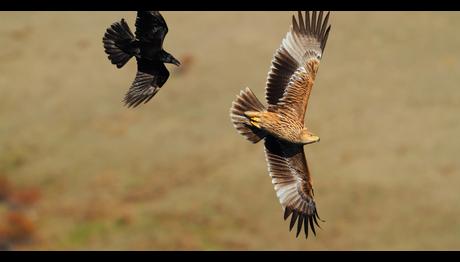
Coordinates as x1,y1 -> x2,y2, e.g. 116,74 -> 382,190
103,11 -> 180,108
230,11 -> 331,238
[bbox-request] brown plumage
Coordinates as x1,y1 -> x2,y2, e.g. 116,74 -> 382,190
230,11 -> 331,238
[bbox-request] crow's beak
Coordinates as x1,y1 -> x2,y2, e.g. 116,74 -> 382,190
171,57 -> 181,67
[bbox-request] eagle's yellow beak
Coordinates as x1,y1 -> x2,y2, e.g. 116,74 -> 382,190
301,131 -> 320,145
306,135 -> 320,144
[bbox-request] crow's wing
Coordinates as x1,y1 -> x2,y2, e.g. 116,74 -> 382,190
123,58 -> 170,108
135,11 -> 168,47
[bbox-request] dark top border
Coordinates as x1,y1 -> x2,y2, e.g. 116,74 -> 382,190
2,0 -> 460,11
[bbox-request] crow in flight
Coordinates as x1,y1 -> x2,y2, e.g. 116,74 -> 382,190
103,11 -> 180,108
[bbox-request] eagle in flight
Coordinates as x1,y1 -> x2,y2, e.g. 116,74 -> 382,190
103,11 -> 180,108
230,11 -> 331,238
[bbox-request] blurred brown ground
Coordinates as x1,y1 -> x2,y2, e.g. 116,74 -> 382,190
0,11 -> 460,250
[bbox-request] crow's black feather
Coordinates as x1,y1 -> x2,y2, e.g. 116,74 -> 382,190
103,11 -> 180,108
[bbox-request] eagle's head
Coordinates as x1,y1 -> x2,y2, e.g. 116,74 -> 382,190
300,129 -> 320,145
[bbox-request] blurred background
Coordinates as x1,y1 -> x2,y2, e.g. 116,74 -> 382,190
0,11 -> 459,250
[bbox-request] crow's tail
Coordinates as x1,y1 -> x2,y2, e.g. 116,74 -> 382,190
103,19 -> 137,68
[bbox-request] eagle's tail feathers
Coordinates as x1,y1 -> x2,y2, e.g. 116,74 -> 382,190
230,87 -> 267,144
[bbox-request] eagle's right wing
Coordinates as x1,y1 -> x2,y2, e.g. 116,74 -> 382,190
264,136 -> 323,238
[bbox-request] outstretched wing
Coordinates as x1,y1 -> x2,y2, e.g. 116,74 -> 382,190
123,58 -> 170,108
265,11 -> 331,122
135,11 -> 168,46
264,136 -> 323,238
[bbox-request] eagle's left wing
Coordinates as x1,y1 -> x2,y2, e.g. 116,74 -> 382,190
266,11 -> 331,122
264,136 -> 323,238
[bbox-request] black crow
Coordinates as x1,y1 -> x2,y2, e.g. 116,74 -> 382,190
103,11 -> 180,108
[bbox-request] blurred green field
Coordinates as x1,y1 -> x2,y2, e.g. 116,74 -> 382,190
1,11 -> 460,250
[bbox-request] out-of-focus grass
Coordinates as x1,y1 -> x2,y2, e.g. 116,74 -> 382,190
1,11 -> 460,250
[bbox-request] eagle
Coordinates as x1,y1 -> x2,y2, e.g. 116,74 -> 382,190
103,11 -> 180,108
230,11 -> 331,238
